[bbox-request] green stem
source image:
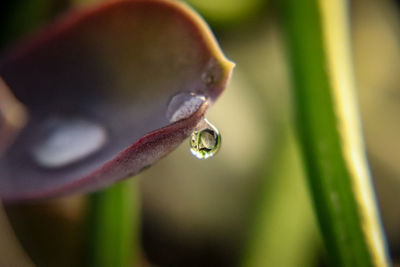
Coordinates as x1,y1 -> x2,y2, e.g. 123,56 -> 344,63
241,127 -> 321,267
88,179 -> 140,267
281,0 -> 390,266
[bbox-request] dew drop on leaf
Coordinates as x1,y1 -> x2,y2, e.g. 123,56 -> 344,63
166,92 -> 206,123
190,118 -> 221,159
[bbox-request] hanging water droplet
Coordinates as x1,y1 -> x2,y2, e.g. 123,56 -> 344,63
166,92 -> 206,122
190,119 -> 221,159
32,118 -> 107,168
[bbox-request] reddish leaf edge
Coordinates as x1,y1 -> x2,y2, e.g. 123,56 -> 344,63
3,101 -> 209,203
0,0 -> 236,75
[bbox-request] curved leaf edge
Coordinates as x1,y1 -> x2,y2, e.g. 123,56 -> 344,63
4,102 -> 209,202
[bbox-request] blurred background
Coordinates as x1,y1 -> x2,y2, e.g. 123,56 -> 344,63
1,0 -> 400,266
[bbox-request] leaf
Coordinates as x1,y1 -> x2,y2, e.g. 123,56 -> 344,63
281,0 -> 390,266
0,0 -> 234,201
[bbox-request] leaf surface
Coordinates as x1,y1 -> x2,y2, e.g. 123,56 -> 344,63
0,0 -> 234,201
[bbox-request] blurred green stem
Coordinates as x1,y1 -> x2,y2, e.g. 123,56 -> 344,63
88,179 -> 140,267
282,0 -> 389,266
241,127 -> 321,267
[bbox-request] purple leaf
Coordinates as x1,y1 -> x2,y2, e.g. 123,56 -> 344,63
0,0 -> 234,201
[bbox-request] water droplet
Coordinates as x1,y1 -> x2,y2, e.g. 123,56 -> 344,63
32,118 -> 107,168
190,119 -> 221,159
166,92 -> 206,122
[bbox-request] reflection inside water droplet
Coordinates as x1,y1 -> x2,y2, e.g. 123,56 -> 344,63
32,118 -> 107,168
166,92 -> 206,123
190,119 -> 221,159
